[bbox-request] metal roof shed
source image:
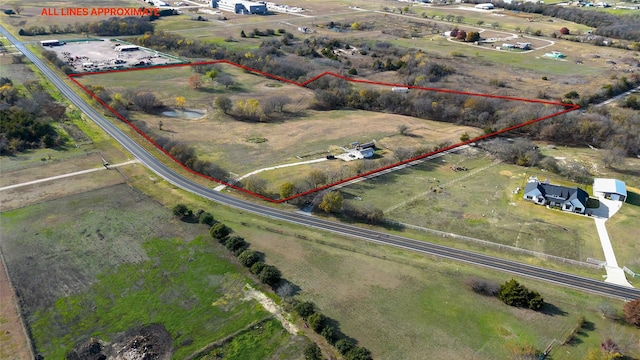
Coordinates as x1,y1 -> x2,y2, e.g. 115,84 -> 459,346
593,178 -> 627,202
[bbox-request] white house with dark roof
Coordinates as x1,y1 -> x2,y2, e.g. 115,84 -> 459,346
523,180 -> 589,214
593,178 -> 627,202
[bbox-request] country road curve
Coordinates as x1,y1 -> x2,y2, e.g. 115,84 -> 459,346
3,25 -> 638,301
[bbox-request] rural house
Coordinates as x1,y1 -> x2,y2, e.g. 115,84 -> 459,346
523,179 -> 589,214
593,178 -> 627,202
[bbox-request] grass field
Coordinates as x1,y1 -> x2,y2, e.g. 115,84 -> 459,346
196,318 -> 307,360
28,237 -> 272,359
109,161 -> 640,360
76,65 -> 482,180
0,184 -> 307,359
226,206 -> 640,360
341,148 -> 606,262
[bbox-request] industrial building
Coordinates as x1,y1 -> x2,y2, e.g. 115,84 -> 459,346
40,39 -> 62,47
210,0 -> 268,14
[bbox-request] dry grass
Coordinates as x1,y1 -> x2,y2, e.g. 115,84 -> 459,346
0,258 -> 32,360
79,67 -> 481,177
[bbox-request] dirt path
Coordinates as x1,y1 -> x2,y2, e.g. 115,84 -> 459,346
243,285 -> 299,335
0,255 -> 32,360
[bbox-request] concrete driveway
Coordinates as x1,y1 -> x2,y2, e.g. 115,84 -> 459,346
592,196 -> 632,287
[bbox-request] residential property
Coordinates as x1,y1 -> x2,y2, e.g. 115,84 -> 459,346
593,178 -> 627,202
522,179 -> 589,214
211,0 -> 268,14
337,141 -> 376,161
515,42 -> 531,50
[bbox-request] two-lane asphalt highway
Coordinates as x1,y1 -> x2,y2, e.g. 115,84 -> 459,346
3,25 -> 639,301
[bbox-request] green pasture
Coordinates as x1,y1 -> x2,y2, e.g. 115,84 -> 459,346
242,213 -> 640,360
196,319 -> 307,360
29,237 -> 270,359
0,184 -> 302,359
343,150 -> 604,261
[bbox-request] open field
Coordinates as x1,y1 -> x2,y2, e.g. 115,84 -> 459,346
221,202 -> 640,360
341,147 -> 609,262
76,64 -> 484,182
0,257 -> 31,360
197,318 -> 307,360
102,161 -> 639,359
0,184 -> 306,359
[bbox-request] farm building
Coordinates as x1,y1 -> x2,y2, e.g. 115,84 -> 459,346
475,3 -> 495,9
593,178 -> 627,202
210,0 -> 267,14
523,179 -> 589,214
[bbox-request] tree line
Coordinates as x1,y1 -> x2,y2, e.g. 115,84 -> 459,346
490,0 -> 640,41
0,78 -> 67,155
171,203 -> 374,359
19,16 -> 156,37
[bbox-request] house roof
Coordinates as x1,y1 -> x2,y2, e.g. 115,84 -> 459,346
524,181 -> 588,207
360,148 -> 374,158
593,178 -> 627,197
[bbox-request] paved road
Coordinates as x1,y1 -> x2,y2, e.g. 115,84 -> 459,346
3,25 -> 639,301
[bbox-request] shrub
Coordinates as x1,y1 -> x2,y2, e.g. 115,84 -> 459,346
336,339 -> 355,355
172,203 -> 192,218
498,279 -> 544,310
238,250 -> 259,268
294,301 -> 316,319
225,236 -> 248,255
257,264 -> 281,286
250,261 -> 266,275
303,343 -> 322,360
198,211 -> 214,226
210,223 -> 231,243
308,312 -> 326,333
623,298 -> 640,326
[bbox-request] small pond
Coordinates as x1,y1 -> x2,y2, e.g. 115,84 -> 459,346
161,109 -> 204,119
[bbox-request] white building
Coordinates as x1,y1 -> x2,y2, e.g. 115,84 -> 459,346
593,178 -> 627,202
211,0 -> 267,14
475,3 -> 495,9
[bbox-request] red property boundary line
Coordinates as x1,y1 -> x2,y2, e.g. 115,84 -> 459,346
68,60 -> 580,203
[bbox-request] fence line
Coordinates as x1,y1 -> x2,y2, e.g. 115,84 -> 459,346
387,220 -> 602,269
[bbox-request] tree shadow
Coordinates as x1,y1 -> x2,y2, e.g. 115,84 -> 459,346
610,166 -> 640,179
625,191 -> 640,207
540,302 -> 568,316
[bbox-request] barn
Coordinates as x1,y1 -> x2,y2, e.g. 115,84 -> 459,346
593,178 -> 627,202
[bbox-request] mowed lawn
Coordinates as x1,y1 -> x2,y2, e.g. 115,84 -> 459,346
343,148 -> 605,262
0,184 -> 302,359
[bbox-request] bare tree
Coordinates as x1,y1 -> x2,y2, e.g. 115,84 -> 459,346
216,74 -> 234,89
397,124 -> 410,136
214,96 -> 233,114
11,3 -> 23,15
